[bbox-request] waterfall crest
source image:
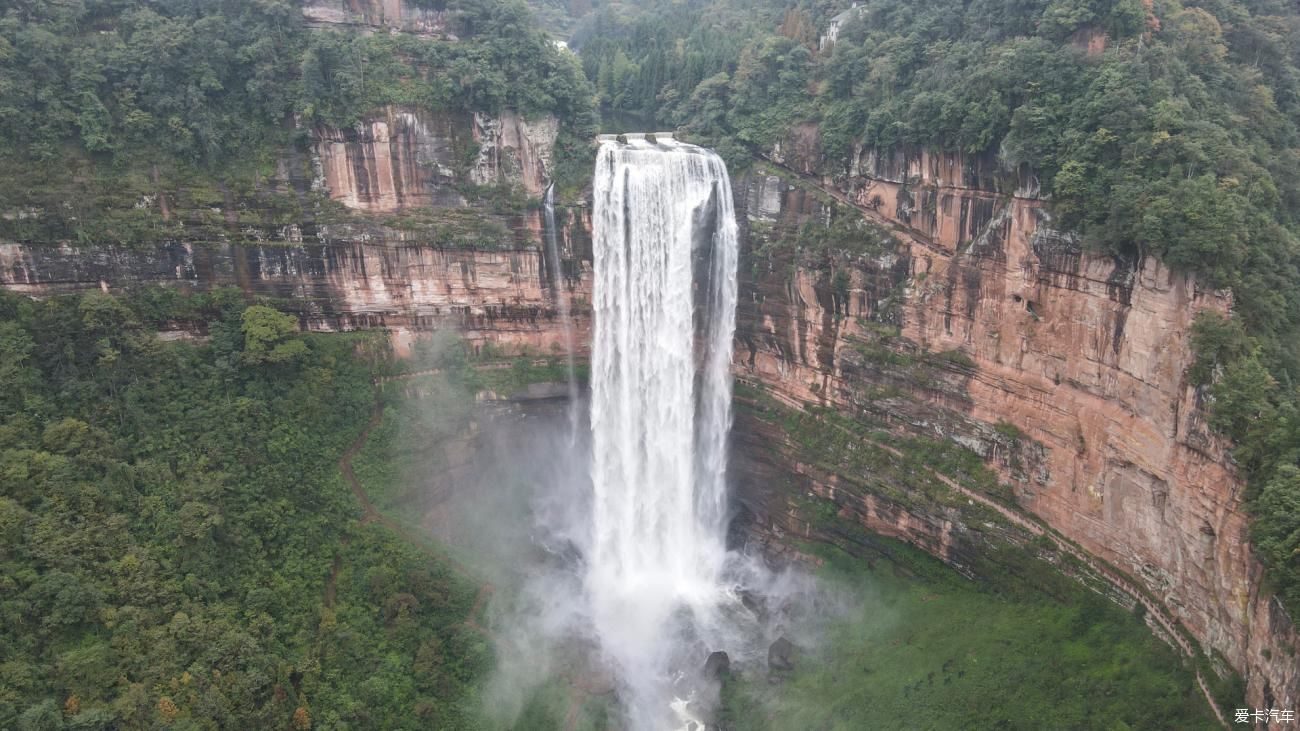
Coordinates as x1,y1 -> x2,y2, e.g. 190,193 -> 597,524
588,137 -> 739,727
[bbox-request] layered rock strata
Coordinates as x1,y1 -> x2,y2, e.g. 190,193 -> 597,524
732,136 -> 1298,709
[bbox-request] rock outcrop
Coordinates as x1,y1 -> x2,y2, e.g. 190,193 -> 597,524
314,108 -> 470,212
730,133 -> 1299,710
469,112 -> 560,196
301,0 -> 455,37
314,106 -> 560,213
0,226 -> 592,357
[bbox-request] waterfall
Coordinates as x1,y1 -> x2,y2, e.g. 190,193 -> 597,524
588,136 -> 739,727
543,183 -> 580,439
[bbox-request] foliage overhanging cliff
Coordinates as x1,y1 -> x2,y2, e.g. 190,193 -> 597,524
577,0 -> 1300,622
0,0 -> 596,244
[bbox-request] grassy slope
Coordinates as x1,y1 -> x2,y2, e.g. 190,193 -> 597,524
721,539 -> 1218,731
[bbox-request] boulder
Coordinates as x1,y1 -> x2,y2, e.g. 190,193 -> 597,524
739,589 -> 768,621
703,650 -> 730,681
768,636 -> 796,673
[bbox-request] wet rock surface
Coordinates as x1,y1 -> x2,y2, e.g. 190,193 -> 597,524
704,651 -> 731,681
768,636 -> 795,674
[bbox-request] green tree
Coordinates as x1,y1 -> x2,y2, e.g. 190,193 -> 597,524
1252,464 -> 1300,608
240,306 -> 307,365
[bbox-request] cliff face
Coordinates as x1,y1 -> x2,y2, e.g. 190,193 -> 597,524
4,127 -> 1295,708
0,209 -> 592,357
301,0 -> 454,37
468,112 -> 560,196
314,108 -> 470,212
733,133 -> 1299,709
314,106 -> 560,213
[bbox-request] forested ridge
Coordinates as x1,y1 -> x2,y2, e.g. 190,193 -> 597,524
0,1 -> 593,727
2,0 -> 1300,725
0,0 -> 595,244
576,0 -> 1300,620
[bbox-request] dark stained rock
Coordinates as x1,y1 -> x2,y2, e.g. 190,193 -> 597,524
703,650 -> 730,681
739,589 -> 768,621
768,636 -> 796,673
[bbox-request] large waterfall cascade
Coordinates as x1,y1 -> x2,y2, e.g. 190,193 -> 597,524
588,136 -> 740,726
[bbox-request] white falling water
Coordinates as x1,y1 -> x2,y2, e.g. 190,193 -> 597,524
588,137 -> 740,727
543,183 -> 580,439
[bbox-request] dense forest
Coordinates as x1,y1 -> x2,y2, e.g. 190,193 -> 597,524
2,0 -> 1300,724
0,0 -> 595,244
577,0 -> 1300,618
0,290 -> 493,729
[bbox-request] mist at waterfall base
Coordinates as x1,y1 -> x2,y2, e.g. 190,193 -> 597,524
586,137 -> 755,728
430,139 -> 849,729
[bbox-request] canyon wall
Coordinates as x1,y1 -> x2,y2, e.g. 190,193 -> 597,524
313,106 -> 560,212
732,134 -> 1299,710
0,96 -> 588,357
4,127 -> 1295,711
0,222 -> 591,358
301,0 -> 455,37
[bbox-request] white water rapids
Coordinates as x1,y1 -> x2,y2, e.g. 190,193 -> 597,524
588,136 -> 740,728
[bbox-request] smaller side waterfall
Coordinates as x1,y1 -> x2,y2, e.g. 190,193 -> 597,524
543,183 -> 580,439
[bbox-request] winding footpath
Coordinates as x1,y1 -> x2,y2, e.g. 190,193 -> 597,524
335,390 -> 494,633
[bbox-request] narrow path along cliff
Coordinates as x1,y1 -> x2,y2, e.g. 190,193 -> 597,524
335,385 -> 494,633
751,150 -> 950,259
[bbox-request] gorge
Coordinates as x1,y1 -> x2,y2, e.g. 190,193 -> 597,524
3,0 -> 1300,728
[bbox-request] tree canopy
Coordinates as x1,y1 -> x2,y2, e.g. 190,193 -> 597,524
575,0 -> 1300,617
0,289 -> 489,728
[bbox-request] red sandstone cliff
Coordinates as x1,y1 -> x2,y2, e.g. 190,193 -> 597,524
3,125 -> 1295,711
301,0 -> 455,37
313,106 -> 560,212
735,129 -> 1299,711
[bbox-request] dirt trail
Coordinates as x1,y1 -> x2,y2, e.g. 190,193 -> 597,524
323,552 -> 343,609
464,582 -> 495,632
339,403 -> 386,526
335,392 -> 494,635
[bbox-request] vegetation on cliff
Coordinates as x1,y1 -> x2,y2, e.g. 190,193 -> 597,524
717,538 -> 1219,730
1190,310 -> 1300,614
579,0 -> 1300,620
580,0 -> 1298,307
0,290 -> 488,729
0,0 -> 595,244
